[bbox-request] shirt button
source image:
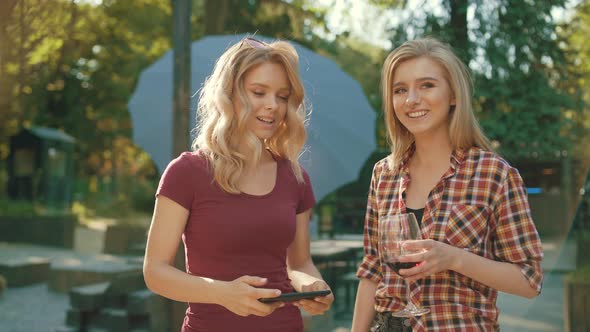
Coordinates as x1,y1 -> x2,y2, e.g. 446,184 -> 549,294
403,319 -> 411,327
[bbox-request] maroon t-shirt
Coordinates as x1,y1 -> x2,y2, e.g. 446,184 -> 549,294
156,151 -> 315,332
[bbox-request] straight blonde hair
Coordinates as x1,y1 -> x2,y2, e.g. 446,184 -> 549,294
193,38 -> 308,193
381,38 -> 492,167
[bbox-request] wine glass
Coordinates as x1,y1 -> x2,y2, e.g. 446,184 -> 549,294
379,212 -> 429,317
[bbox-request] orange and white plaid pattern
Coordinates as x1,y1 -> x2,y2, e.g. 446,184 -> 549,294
357,146 -> 544,331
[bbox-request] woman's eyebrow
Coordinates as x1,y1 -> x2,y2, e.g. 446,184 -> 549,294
249,82 -> 291,92
392,76 -> 440,88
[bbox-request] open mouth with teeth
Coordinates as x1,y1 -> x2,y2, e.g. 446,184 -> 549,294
407,110 -> 428,118
257,116 -> 275,124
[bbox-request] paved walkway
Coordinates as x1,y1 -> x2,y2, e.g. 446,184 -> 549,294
0,235 -> 576,331
497,272 -> 564,332
0,283 -> 68,332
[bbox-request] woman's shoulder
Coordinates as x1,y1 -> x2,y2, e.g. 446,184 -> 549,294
373,155 -> 396,175
166,150 -> 210,175
465,147 -> 518,176
279,157 -> 311,184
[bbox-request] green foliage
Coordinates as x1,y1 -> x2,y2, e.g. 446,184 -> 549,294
559,0 -> 590,185
0,198 -> 75,217
0,0 -> 169,216
472,0 -> 579,161
0,0 -> 349,218
384,0 -> 584,162
368,0 -> 406,9
0,199 -> 39,217
200,0 -> 328,40
2,0 -> 585,223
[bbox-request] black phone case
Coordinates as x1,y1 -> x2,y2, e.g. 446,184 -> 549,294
259,290 -> 331,303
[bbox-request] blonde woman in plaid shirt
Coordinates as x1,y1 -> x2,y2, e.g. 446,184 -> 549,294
351,38 -> 544,332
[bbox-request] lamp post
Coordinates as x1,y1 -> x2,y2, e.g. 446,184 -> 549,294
172,0 -> 191,157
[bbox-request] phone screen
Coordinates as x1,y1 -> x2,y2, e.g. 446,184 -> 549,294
259,290 -> 331,303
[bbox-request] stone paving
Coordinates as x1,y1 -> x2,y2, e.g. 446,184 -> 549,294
0,283 -> 68,332
0,241 -> 143,332
0,235 -> 577,332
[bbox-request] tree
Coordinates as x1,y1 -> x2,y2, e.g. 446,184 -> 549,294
0,0 -> 18,115
0,0 -> 347,211
172,0 -> 192,157
381,0 -> 580,162
559,0 -> 590,195
0,0 -> 19,160
0,0 -> 175,211
201,0 -> 328,40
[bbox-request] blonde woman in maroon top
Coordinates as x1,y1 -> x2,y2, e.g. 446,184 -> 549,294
143,37 -> 333,332
351,38 -> 543,331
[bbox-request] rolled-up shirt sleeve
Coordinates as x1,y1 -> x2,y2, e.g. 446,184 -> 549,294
357,163 -> 383,282
492,166 -> 544,293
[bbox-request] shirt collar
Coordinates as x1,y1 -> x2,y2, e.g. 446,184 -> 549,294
450,147 -> 467,172
399,143 -> 468,176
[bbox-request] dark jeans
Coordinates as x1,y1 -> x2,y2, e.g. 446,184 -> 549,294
370,312 -> 413,332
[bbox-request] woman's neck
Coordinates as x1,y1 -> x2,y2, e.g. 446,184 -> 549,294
238,143 -> 274,169
412,132 -> 453,169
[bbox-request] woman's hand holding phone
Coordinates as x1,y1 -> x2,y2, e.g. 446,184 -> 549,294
217,275 -> 284,317
293,280 -> 334,315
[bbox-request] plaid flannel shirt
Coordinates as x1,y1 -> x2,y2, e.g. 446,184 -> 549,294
357,146 -> 544,331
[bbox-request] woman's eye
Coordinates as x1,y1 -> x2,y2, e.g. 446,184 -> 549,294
278,95 -> 289,101
422,82 -> 435,88
394,88 -> 406,94
253,91 -> 264,96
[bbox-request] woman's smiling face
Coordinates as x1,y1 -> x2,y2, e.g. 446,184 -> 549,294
391,56 -> 456,140
233,61 -> 291,141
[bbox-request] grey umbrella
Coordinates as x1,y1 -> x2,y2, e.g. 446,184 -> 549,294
128,34 -> 376,202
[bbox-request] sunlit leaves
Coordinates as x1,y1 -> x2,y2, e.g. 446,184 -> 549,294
0,0 -> 175,209
558,0 -> 590,180
382,0 -> 579,161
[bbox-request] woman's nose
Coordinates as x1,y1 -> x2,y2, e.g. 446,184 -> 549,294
265,96 -> 279,110
405,90 -> 420,105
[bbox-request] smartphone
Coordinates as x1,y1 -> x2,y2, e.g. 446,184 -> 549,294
259,290 -> 332,303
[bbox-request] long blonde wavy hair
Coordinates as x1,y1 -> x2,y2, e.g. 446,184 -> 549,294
193,37 -> 308,193
381,38 -> 493,168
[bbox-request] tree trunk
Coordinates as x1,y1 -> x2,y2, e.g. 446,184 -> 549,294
47,0 -> 78,120
15,0 -> 26,124
0,0 -> 18,125
172,0 -> 191,157
204,0 -> 229,34
0,0 -> 18,72
449,0 -> 469,63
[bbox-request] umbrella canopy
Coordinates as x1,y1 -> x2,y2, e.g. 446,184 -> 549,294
128,34 -> 376,202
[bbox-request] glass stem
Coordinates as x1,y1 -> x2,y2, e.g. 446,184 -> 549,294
405,279 -> 418,311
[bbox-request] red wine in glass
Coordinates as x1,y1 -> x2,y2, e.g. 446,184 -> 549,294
387,262 -> 419,275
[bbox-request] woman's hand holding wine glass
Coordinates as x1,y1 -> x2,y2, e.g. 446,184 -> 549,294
379,213 -> 429,317
395,238 -> 464,283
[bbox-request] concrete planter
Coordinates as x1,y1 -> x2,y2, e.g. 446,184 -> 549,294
103,224 -> 147,255
0,215 -> 77,248
563,274 -> 590,332
74,222 -> 147,255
